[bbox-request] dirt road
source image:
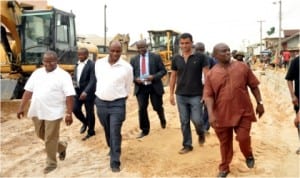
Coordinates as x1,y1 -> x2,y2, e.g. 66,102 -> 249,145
1,68 -> 299,177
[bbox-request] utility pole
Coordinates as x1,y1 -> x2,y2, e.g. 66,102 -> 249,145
278,0 -> 282,58
104,4 -> 107,52
257,20 -> 265,55
273,0 -> 282,64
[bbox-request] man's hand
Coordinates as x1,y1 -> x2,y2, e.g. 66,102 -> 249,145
65,115 -> 73,126
256,104 -> 265,118
145,75 -> 154,81
209,114 -> 217,128
79,92 -> 87,100
170,95 -> 176,105
135,77 -> 143,84
17,109 -> 24,119
292,95 -> 299,106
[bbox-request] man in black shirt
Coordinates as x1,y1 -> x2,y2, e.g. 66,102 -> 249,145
169,33 -> 209,154
285,55 -> 300,154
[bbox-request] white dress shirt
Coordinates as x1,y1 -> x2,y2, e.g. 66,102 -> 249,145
76,59 -> 87,85
95,56 -> 133,101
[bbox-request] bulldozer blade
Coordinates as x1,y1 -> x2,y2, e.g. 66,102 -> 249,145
0,79 -> 17,100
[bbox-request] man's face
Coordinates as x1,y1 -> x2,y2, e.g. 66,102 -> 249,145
215,44 -> 231,64
78,50 -> 88,62
179,38 -> 193,53
109,44 -> 122,63
42,54 -> 57,72
136,43 -> 147,56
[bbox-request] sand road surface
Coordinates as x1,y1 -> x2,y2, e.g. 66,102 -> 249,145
1,68 -> 300,177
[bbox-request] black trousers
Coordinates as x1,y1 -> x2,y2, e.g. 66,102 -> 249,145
73,95 -> 95,135
136,85 -> 165,134
95,97 -> 126,168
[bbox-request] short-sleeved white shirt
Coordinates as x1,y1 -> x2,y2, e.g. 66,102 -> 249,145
25,66 -> 76,120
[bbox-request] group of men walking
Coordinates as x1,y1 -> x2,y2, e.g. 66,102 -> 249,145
17,32 -> 300,178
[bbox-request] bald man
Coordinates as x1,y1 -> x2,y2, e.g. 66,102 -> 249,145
94,41 -> 133,172
204,43 -> 264,177
130,40 -> 167,139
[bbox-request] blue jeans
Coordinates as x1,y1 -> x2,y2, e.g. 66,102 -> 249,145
202,104 -> 210,131
176,95 -> 205,148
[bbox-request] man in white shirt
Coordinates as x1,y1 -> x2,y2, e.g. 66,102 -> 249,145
94,40 -> 133,173
17,51 -> 75,174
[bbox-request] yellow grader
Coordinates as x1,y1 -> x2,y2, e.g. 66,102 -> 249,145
147,29 -> 180,85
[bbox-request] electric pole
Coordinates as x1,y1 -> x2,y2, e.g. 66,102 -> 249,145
104,4 -> 107,52
273,0 -> 282,64
278,0 -> 282,57
257,20 -> 265,56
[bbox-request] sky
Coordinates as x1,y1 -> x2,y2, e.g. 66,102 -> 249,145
48,0 -> 300,52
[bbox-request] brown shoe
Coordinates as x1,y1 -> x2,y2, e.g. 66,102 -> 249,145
43,166 -> 57,174
178,147 -> 193,154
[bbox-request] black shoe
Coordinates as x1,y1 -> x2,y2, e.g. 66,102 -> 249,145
160,119 -> 166,129
246,156 -> 255,168
136,132 -> 148,139
58,143 -> 67,161
82,133 -> 95,141
296,147 -> 300,154
198,134 -> 205,145
80,124 -> 87,134
178,146 -> 193,154
111,167 -> 120,172
217,171 -> 229,178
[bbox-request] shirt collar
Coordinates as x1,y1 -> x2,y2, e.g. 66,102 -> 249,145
77,59 -> 88,65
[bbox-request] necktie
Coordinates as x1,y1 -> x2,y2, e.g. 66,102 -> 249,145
141,55 -> 146,75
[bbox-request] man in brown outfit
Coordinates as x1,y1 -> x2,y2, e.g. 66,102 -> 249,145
204,43 -> 264,178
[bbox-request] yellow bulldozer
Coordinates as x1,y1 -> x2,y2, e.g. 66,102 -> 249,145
147,29 -> 180,85
0,0 -> 88,100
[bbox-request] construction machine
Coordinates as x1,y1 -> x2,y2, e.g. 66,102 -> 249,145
147,29 -> 180,86
1,0 -> 78,100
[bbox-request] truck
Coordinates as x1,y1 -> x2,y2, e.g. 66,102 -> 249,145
1,0 -> 78,100
147,29 -> 180,86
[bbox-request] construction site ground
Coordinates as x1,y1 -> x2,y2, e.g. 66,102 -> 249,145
1,65 -> 299,177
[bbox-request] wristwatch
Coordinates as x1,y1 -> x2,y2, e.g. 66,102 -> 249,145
257,100 -> 263,105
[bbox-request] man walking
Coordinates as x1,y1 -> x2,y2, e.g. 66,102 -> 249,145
169,33 -> 209,154
17,51 -> 75,174
204,43 -> 264,177
130,40 -> 167,138
72,47 -> 96,141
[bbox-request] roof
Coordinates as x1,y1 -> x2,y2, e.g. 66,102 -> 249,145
78,34 -> 112,46
283,29 -> 299,38
281,31 -> 300,43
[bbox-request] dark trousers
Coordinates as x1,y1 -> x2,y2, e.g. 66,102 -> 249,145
202,105 -> 210,131
136,85 -> 165,134
73,96 -> 95,135
214,118 -> 252,172
95,97 -> 126,168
